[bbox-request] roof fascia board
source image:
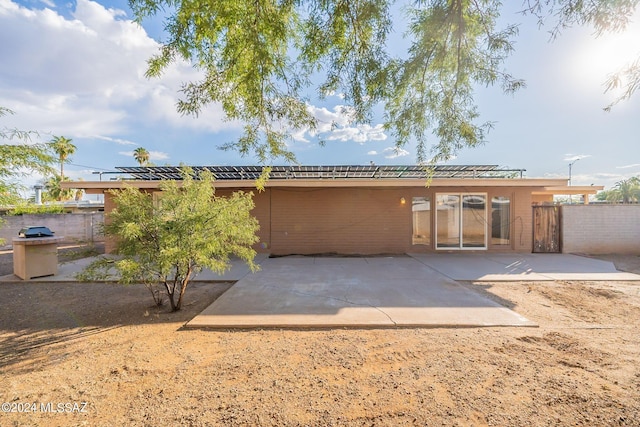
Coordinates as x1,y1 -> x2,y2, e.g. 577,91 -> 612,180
533,185 -> 604,195
62,178 -> 569,190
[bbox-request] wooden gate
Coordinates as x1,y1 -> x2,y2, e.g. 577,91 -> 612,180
533,206 -> 561,253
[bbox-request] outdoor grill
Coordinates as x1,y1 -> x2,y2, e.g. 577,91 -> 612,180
18,226 -> 55,238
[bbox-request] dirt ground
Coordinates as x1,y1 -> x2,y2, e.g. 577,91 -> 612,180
0,249 -> 639,426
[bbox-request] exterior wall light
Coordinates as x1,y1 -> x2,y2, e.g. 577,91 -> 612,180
400,197 -> 406,205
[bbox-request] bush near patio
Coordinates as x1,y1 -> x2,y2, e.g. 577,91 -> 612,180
78,168 -> 259,311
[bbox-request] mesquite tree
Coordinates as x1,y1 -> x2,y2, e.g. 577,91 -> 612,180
131,0 -> 639,165
79,168 -> 260,311
0,107 -> 55,205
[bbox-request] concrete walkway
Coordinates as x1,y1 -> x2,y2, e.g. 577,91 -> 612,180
409,253 -> 640,281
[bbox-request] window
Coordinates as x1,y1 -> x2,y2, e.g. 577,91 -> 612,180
436,194 -> 487,249
412,197 -> 431,245
436,195 -> 460,248
491,196 -> 511,246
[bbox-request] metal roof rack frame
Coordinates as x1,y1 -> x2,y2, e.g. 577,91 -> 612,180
111,165 -> 525,181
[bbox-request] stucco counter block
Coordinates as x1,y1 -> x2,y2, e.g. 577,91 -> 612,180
12,236 -> 64,280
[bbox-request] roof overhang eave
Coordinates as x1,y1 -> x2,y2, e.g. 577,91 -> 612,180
532,186 -> 604,196
62,178 -> 570,191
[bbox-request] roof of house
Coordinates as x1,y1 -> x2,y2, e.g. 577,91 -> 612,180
62,165 -> 603,196
112,164 -> 525,181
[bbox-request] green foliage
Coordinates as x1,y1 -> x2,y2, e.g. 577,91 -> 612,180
131,0 -> 638,165
133,147 -> 151,166
524,0 -> 638,37
529,0 -> 640,111
0,107 -> 56,205
604,57 -> 640,111
48,135 -> 76,179
599,176 -> 640,203
385,1 -> 523,163
78,168 -> 260,311
8,204 -> 66,215
43,174 -> 77,202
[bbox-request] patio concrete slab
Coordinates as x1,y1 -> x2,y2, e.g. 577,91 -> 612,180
187,256 -> 536,328
4,251 -> 637,329
409,253 -> 640,281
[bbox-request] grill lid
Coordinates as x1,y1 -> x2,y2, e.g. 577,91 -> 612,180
18,226 -> 55,238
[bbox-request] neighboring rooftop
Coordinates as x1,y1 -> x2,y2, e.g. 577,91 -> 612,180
111,165 -> 525,181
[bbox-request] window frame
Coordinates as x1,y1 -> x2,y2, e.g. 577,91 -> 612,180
435,193 -> 488,250
411,196 -> 431,246
490,195 -> 512,247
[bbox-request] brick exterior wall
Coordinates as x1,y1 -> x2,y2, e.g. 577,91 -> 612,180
215,189 -> 271,253
98,185 -> 543,255
264,186 -> 535,255
561,205 -> 640,254
270,187 -> 411,254
512,189 -> 533,252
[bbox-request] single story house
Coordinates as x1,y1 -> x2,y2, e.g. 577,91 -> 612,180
63,165 -> 601,255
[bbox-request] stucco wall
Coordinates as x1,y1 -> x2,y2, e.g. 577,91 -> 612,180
1,213 -> 104,245
561,205 -> 640,254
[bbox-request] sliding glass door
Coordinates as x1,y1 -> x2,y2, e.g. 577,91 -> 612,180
436,194 -> 487,249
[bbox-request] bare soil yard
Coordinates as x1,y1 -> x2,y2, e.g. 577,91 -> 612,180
1,251 -> 639,426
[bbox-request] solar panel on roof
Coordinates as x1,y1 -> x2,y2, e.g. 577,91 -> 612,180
113,165 -> 524,181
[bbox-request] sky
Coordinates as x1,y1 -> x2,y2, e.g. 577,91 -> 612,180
1,0 -> 639,196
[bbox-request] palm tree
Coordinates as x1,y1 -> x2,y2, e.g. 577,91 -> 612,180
49,136 -> 76,178
133,147 -> 150,166
608,177 -> 640,204
44,174 -> 75,201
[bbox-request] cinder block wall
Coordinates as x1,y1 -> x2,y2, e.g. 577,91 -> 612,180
561,205 -> 640,254
0,213 -> 104,245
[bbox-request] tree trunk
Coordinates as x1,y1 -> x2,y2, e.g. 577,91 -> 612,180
164,280 -> 176,312
174,268 -> 193,311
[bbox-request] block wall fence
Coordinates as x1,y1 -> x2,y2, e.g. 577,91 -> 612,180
0,213 -> 105,246
561,205 -> 640,254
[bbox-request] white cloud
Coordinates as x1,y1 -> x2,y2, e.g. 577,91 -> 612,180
616,163 -> 640,169
91,135 -> 137,146
326,124 -> 387,143
149,150 -> 169,161
309,105 -> 355,132
563,154 -> 592,162
291,128 -> 309,143
0,0 -> 234,140
367,150 -> 378,155
544,169 -> 639,190
383,147 -> 410,159
292,104 -> 388,144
